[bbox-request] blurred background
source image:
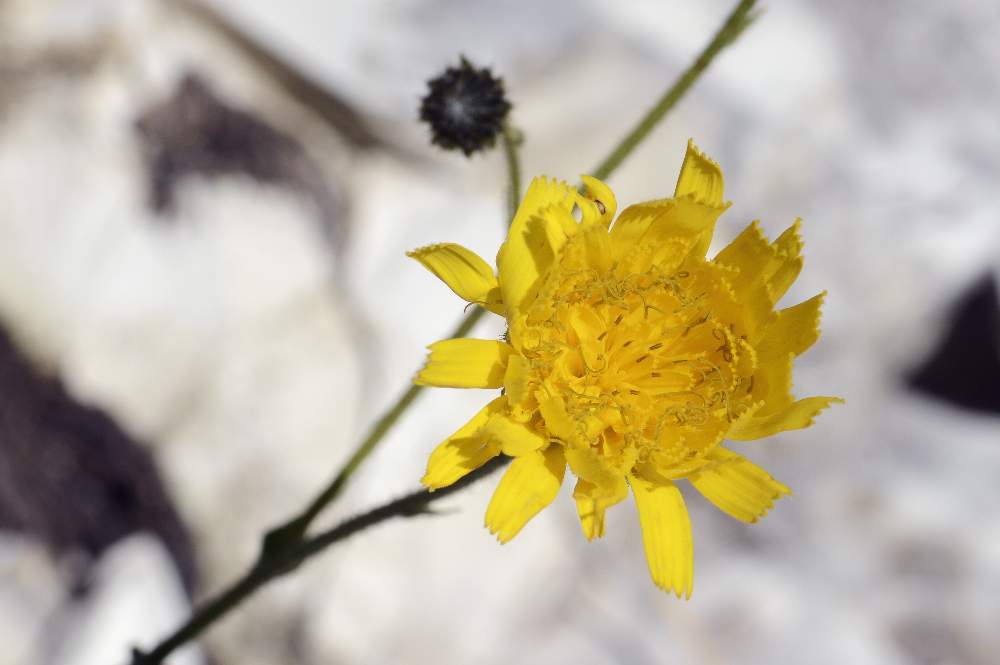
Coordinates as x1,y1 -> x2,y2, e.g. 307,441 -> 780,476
1,0 -> 998,664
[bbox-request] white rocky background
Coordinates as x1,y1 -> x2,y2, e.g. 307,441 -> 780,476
1,1 -> 998,664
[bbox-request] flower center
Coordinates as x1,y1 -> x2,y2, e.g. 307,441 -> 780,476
512,235 -> 749,476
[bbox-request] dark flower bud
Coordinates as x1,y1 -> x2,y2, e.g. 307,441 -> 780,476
419,57 -> 511,157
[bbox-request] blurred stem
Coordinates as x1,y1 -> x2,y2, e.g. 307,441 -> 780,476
502,124 -> 522,223
589,0 -> 758,181
129,456 -> 508,665
128,2 -> 759,659
261,305 -> 485,553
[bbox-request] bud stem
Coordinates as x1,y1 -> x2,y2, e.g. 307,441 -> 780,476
502,124 -> 523,224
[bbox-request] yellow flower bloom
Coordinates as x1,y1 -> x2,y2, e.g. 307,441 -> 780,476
408,141 -> 841,597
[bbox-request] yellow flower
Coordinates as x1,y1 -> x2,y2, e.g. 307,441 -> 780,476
408,141 -> 841,597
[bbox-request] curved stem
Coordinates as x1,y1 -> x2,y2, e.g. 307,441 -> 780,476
266,306 -> 486,548
589,0 -> 758,181
130,457 -> 508,665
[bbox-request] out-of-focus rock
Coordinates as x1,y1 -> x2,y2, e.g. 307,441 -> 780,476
0,322 -> 197,593
0,535 -> 63,665
0,0 -> 365,663
908,275 -> 1000,413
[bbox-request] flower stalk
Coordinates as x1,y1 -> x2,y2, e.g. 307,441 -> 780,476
260,304 -> 488,557
130,456 -> 509,665
589,0 -> 758,181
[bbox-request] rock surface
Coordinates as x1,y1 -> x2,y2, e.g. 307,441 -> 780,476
0,1 -> 997,664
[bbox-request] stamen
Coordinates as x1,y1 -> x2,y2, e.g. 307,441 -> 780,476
622,340 -> 633,348
582,354 -> 608,373
682,312 -> 710,337
629,389 -> 640,395
651,372 -> 661,378
635,354 -> 649,364
595,199 -> 606,215
614,313 -> 625,325
596,330 -> 608,341
648,342 -> 663,350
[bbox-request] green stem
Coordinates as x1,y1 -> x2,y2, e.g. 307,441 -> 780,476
589,0 -> 758,181
264,306 -> 486,550
502,124 -> 522,223
130,457 -> 508,665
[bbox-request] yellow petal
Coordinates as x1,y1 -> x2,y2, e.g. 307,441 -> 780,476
407,243 -> 504,315
757,292 -> 825,360
712,223 -> 786,340
422,397 -> 505,489
608,202 -> 663,259
510,175 -> 577,231
537,393 -> 578,442
614,197 -> 726,261
674,139 -> 726,208
679,259 -> 771,344
580,220 -> 614,274
745,352 -> 794,415
773,219 -> 803,257
565,443 -> 620,488
414,339 -> 513,388
656,199 -> 728,257
497,177 -> 576,315
737,276 -> 778,343
497,208 -> 574,317
767,220 -> 804,302
768,257 -> 803,305
573,476 -> 628,540
485,446 -> 566,543
482,413 -> 546,457
568,305 -> 610,370
714,220 -> 809,308
503,355 -> 533,407
727,395 -> 843,441
630,474 -> 693,598
576,175 -> 618,228
714,221 -> 780,285
689,448 -> 790,523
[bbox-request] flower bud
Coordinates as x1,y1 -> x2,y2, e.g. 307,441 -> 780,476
419,57 -> 511,157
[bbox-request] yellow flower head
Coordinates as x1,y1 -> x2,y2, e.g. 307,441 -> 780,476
408,141 -> 841,597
